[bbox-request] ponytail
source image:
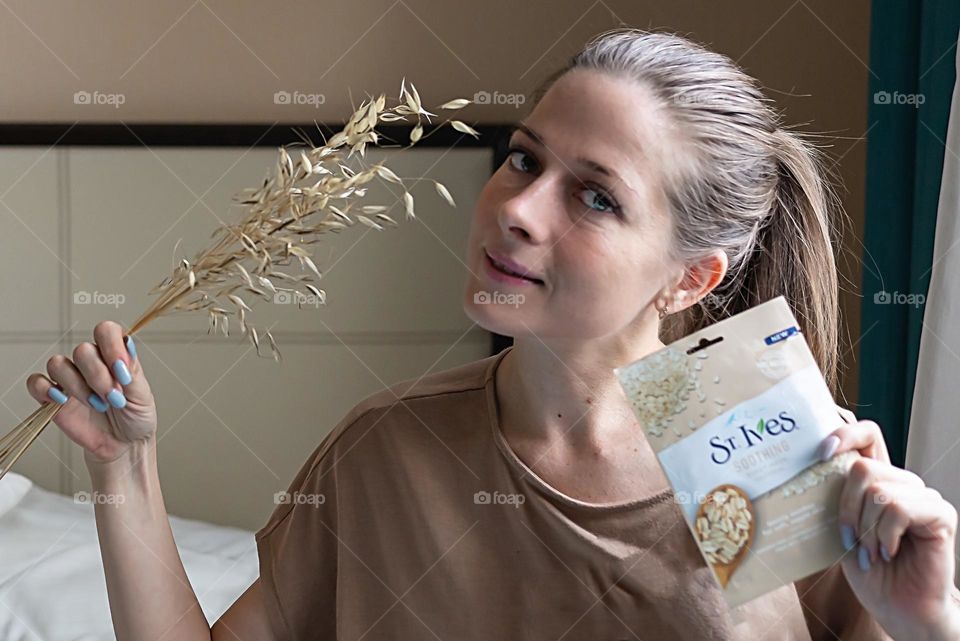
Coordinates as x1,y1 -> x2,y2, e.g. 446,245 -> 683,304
661,130 -> 842,396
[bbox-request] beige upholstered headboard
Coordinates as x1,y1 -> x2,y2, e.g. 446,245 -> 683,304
0,128 -> 497,529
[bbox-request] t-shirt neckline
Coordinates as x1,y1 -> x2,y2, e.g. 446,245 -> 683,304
484,345 -> 674,512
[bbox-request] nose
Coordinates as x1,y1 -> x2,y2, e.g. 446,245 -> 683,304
497,175 -> 553,243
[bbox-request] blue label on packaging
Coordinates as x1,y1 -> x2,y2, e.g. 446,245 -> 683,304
764,326 -> 798,346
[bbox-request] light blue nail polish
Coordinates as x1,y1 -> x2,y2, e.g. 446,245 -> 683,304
125,336 -> 137,361
818,434 -> 840,461
106,389 -> 126,409
880,543 -> 891,562
47,387 -> 68,405
840,525 -> 856,551
113,360 -> 132,386
858,545 -> 871,571
88,394 -> 109,413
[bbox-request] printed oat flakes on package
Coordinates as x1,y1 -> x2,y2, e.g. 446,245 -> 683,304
615,295 -> 859,607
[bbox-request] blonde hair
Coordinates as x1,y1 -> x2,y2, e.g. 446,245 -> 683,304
532,28 -> 844,394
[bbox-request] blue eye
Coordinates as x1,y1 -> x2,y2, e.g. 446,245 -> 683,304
504,145 -> 623,217
506,148 -> 535,173
578,186 -> 618,214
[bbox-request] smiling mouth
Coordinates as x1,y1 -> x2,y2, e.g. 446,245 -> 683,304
484,250 -> 544,284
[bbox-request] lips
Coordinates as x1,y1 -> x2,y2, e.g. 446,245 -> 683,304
484,248 -> 544,284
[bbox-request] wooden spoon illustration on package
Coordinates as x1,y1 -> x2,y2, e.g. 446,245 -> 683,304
695,484 -> 756,587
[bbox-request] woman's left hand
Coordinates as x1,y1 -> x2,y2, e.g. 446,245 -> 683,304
823,410 -> 960,641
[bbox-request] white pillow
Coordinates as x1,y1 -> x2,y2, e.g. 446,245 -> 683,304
0,472 -> 33,518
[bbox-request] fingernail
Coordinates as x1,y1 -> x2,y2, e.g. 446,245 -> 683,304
113,360 -> 132,386
840,524 -> 856,551
88,393 -> 109,413
106,389 -> 126,409
818,434 -> 841,461
47,387 -> 68,405
880,543 -> 891,562
125,335 -> 137,360
858,545 -> 871,571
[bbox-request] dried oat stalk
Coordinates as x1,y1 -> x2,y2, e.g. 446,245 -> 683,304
127,79 -> 477,360
0,80 -> 478,482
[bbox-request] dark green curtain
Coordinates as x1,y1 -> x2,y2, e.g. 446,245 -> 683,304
860,2 -> 959,467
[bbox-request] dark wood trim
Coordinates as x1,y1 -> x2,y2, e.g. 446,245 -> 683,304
0,122 -> 515,148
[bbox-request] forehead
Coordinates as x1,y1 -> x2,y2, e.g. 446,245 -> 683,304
532,72 -> 658,159
524,69 -> 696,198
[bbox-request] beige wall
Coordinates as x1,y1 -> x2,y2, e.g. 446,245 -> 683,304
0,144 -> 493,529
0,1 -> 871,526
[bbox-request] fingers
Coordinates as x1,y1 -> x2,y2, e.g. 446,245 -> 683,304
31,321 -> 141,413
857,481 -> 910,566
838,457 -> 927,563
92,320 -> 146,403
73,342 -> 125,409
26,371 -> 71,407
869,483 -> 946,559
43,353 -> 108,412
822,419 -> 890,464
852,482 -> 955,574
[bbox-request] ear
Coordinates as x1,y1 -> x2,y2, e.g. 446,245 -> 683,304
662,250 -> 728,312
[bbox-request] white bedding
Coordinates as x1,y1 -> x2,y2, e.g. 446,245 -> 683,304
0,473 -> 259,640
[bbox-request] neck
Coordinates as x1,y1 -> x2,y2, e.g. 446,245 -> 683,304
495,325 -> 666,449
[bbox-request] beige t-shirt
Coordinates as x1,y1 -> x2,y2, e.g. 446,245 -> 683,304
255,346 -> 892,640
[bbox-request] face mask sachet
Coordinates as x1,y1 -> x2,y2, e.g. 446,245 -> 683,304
615,295 -> 858,607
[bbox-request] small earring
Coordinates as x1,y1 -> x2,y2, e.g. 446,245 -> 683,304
657,301 -> 670,320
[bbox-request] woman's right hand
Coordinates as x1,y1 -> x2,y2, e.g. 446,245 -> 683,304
25,321 -> 157,467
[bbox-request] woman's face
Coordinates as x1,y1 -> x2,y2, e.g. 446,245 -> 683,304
463,68 -> 689,340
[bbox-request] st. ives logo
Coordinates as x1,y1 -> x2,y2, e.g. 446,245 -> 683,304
709,411 -> 798,464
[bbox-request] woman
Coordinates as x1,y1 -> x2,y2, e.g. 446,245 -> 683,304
27,29 -> 960,640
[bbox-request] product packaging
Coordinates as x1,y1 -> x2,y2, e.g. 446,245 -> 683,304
615,295 -> 858,607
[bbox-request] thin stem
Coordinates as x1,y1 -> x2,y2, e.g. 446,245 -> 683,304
0,403 -> 62,480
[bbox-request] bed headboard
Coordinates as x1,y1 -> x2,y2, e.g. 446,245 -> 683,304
0,123 -> 506,529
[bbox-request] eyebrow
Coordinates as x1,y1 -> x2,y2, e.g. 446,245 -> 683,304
511,123 -> 625,183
